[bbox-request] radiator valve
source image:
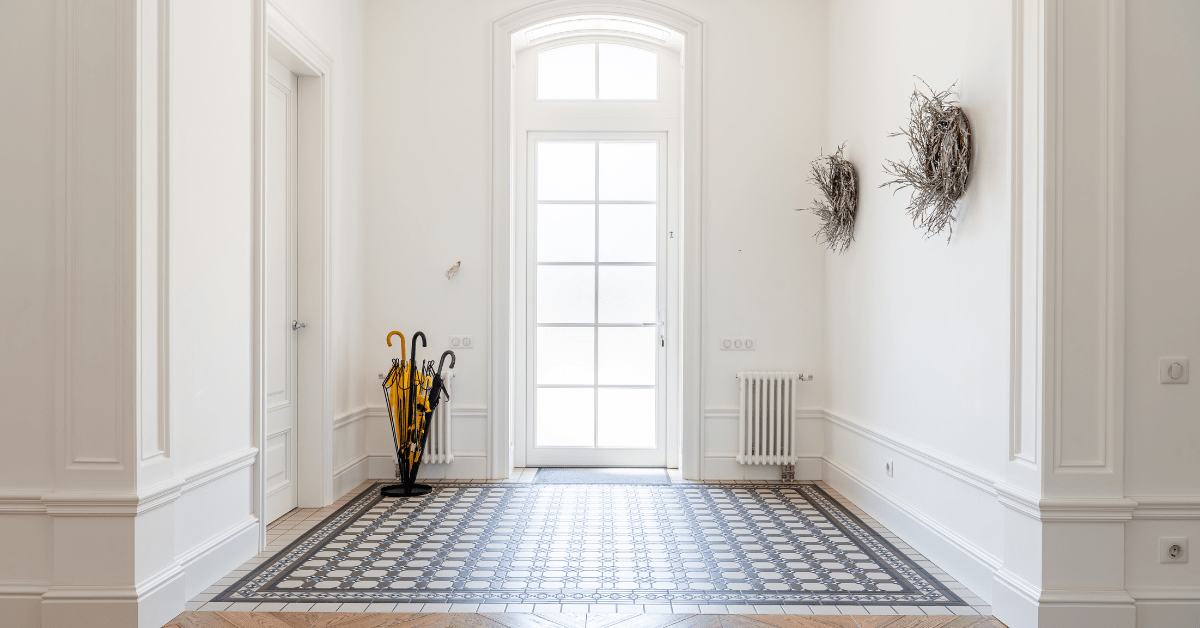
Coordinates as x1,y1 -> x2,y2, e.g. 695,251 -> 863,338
781,464 -> 796,482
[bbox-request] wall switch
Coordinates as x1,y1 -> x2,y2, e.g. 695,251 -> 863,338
885,460 -> 894,477
449,336 -> 474,349
721,338 -> 756,351
1160,358 -> 1190,384
1160,537 -> 1189,563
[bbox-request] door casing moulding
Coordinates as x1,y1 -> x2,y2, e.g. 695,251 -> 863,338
253,0 -> 336,547
490,0 -> 706,480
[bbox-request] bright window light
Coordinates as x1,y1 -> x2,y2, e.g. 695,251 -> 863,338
538,44 -> 595,99
537,43 -> 657,101
599,44 -> 657,100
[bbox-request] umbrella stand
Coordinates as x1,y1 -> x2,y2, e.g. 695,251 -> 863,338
381,331 -> 437,498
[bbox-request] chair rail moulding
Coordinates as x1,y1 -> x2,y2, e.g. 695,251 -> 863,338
490,0 -> 705,479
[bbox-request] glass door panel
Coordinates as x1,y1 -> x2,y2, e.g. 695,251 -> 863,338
529,136 -> 665,467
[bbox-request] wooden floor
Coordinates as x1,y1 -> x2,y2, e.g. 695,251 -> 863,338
163,611 -> 1008,628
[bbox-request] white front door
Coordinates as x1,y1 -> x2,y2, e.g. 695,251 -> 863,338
525,134 -> 668,467
265,57 -> 298,523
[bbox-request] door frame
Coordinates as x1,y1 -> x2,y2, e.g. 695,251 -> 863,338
253,1 -> 334,547
520,133 -> 672,467
491,0 -> 706,479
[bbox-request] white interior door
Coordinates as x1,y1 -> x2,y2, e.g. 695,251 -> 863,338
526,134 -> 668,467
265,57 -> 298,523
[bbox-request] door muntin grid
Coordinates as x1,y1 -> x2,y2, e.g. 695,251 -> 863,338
533,139 -> 663,450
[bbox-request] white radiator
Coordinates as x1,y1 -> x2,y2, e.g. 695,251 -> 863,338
736,371 -> 797,465
422,374 -> 454,464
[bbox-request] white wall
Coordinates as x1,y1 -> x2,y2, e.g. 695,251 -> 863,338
0,1 -> 367,625
820,0 -> 1012,603
1123,0 -> 1200,623
0,2 -> 62,624
361,0 -> 830,478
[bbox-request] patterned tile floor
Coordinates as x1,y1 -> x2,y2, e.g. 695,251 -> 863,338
185,470 -> 994,618
164,611 -> 1007,627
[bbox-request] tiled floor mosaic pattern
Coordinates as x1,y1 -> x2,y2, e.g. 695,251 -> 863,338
215,481 -> 962,607
164,611 -> 1007,627
184,470 -> 993,619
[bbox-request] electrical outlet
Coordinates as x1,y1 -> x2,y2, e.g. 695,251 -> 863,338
1160,358 -> 1190,384
885,460 -> 894,477
721,338 -> 757,351
1160,537 -> 1189,563
449,336 -> 474,349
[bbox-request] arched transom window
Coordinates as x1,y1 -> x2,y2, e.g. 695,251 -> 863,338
537,43 -> 658,100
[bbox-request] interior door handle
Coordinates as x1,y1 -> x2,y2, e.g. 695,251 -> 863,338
642,321 -> 665,326
292,320 -> 307,331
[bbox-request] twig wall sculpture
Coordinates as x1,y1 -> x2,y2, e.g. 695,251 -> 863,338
881,80 -> 972,241
803,143 -> 858,254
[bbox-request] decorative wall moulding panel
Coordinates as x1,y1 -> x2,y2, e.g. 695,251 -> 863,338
362,406 -> 488,422
333,407 -> 370,430
0,581 -> 52,596
1049,0 -> 1126,475
994,567 -> 1041,605
994,483 -> 1041,520
1125,586 -> 1200,601
41,493 -> 141,517
35,448 -> 259,517
1129,496 -> 1200,520
0,494 -> 49,514
178,448 -> 258,494
996,482 -> 1137,522
1037,588 -> 1136,605
59,0 -> 136,473
824,409 -> 1001,496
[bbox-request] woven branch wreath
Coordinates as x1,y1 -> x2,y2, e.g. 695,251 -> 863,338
804,143 -> 858,254
881,80 -> 972,241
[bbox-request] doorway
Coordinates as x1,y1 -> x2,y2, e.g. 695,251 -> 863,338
255,5 -> 336,540
264,57 -> 299,524
525,133 -> 668,467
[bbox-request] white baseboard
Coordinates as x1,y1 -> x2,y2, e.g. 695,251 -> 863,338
333,453 -> 370,499
1133,599 -> 1200,628
364,453 -> 491,481
701,455 -> 822,481
176,515 -> 258,600
0,594 -> 42,628
822,455 -> 1001,604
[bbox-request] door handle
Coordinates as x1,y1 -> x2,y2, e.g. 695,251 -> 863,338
641,321 -> 665,326
292,320 -> 307,331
